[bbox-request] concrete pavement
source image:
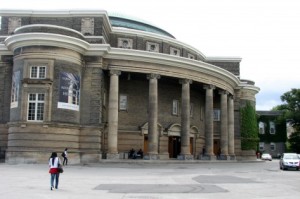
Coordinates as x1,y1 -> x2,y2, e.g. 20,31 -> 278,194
0,160 -> 300,199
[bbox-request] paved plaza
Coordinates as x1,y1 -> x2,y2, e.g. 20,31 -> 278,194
1,159 -> 300,199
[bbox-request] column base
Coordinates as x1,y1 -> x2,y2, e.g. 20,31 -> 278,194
229,155 -> 236,160
219,154 -> 228,160
144,154 -> 160,160
199,154 -> 216,160
158,153 -> 169,160
177,154 -> 194,160
106,153 -> 119,159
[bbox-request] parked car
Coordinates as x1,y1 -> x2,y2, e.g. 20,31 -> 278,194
279,153 -> 300,170
261,153 -> 272,161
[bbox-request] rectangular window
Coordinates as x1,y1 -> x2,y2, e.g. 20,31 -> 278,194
259,122 -> 265,134
190,103 -> 193,117
28,93 -> 44,121
259,142 -> 264,151
119,95 -> 127,111
270,142 -> 276,151
213,109 -> 220,121
269,121 -> 276,134
172,100 -> 179,115
30,66 -> 46,79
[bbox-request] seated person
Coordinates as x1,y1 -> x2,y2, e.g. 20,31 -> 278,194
136,149 -> 143,159
129,148 -> 135,159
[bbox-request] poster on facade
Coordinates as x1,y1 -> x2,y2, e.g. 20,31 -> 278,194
10,70 -> 20,108
58,72 -> 80,111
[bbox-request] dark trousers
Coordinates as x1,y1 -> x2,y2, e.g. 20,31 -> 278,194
63,157 -> 68,165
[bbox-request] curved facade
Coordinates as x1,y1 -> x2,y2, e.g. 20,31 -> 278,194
0,10 -> 259,163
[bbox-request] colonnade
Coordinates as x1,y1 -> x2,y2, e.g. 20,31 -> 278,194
106,70 -> 235,160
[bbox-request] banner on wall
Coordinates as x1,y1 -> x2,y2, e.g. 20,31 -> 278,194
10,71 -> 20,109
58,72 -> 80,111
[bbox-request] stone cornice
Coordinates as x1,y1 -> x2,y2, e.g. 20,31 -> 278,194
0,9 -> 113,33
5,33 -> 90,54
237,83 -> 260,94
106,48 -> 240,89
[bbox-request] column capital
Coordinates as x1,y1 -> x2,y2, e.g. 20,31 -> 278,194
109,70 -> 121,76
179,78 -> 192,85
147,73 -> 161,80
228,94 -> 235,100
203,84 -> 215,90
219,90 -> 229,95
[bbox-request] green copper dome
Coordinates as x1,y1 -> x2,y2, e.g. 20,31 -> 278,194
108,12 -> 175,39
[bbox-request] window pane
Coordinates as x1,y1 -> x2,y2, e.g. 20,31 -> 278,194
31,66 -> 37,78
28,102 -> 35,120
37,103 -> 44,120
38,94 -> 45,101
39,67 -> 46,78
29,94 -> 36,101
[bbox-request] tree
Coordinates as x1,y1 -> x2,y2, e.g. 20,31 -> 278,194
288,131 -> 300,153
276,88 -> 300,152
276,88 -> 300,130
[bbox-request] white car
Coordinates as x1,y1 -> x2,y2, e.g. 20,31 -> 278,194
261,153 -> 272,161
280,153 -> 300,170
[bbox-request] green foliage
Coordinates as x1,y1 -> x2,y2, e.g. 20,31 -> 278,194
276,88 -> 300,151
288,131 -> 300,153
277,88 -> 300,131
240,102 -> 259,150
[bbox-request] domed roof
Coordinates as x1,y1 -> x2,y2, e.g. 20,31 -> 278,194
108,12 -> 175,39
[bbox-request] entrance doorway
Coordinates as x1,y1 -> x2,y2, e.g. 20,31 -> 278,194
214,139 -> 220,157
144,135 -> 148,154
168,136 -> 181,158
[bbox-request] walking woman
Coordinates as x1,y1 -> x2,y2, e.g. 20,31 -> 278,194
62,148 -> 68,165
49,152 -> 61,190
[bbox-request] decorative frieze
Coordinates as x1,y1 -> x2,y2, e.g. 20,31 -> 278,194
146,42 -> 159,52
81,18 -> 95,35
170,47 -> 180,56
8,17 -> 21,34
118,38 -> 133,49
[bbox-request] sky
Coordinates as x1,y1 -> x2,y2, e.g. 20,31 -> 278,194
1,0 -> 300,111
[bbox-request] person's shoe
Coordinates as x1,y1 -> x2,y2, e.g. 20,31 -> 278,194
51,186 -> 53,190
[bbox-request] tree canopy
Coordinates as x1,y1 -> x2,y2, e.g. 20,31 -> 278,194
275,88 -> 300,131
274,88 -> 300,152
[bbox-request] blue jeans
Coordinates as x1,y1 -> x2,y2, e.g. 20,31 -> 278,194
50,173 -> 59,188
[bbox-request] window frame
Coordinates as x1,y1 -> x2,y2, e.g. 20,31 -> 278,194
259,142 -> 264,151
119,94 -> 128,111
30,66 -> 46,79
172,100 -> 179,116
259,122 -> 265,134
27,93 -> 45,121
269,121 -> 276,134
213,109 -> 220,121
270,142 -> 276,151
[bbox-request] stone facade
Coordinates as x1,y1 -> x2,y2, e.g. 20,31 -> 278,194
0,10 -> 259,163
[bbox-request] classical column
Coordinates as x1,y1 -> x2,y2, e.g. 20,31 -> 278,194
219,90 -> 229,160
203,84 -> 216,160
107,70 -> 121,159
228,95 -> 235,159
146,74 -> 160,160
179,79 -> 193,160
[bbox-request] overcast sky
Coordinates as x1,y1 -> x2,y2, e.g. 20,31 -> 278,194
1,0 -> 300,110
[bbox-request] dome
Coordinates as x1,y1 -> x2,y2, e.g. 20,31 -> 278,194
108,12 -> 175,39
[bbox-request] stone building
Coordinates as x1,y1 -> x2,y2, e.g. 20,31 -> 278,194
0,10 -> 259,163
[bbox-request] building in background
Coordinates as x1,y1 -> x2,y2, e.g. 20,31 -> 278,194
0,10 -> 259,163
257,111 -> 287,158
